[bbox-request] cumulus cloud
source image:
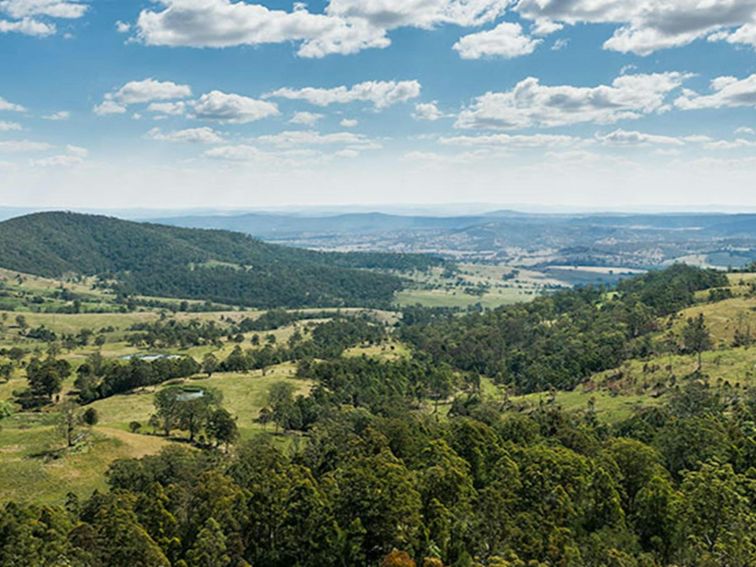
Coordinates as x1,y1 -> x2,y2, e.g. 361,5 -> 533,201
147,127 -> 224,144
147,101 -> 187,116
42,110 -> 70,120
110,78 -> 192,105
514,0 -> 756,56
0,0 -> 87,19
191,91 -> 279,124
0,96 -> 25,112
0,120 -> 21,131
95,79 -> 192,116
595,129 -> 686,146
325,0 -> 508,29
290,111 -> 323,126
131,0 -> 510,57
267,80 -> 421,109
453,22 -> 541,59
134,0 -> 389,58
93,100 -> 127,116
0,16 -> 54,35
413,101 -> 444,121
340,118 -> 358,127
675,74 -> 756,110
455,73 -> 689,130
0,1 -> 87,38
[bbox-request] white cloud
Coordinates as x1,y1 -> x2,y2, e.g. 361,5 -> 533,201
0,96 -> 25,112
115,20 -> 130,33
440,133 -> 585,148
0,1 -> 86,38
267,80 -> 421,109
531,19 -> 562,36
735,126 -> 755,136
132,0 -> 511,57
340,118 -> 358,127
0,120 -> 21,131
675,74 -> 756,110
65,144 -> 87,157
714,23 -> 756,47
135,0 -> 389,58
325,0 -> 509,29
42,110 -> 70,120
0,139 -> 52,152
455,73 -> 689,130
0,17 -> 54,35
551,38 -> 568,50
192,91 -> 279,124
453,22 -> 540,59
147,127 -> 224,144
0,0 -> 87,19
93,100 -> 127,116
110,78 -> 192,105
95,79 -> 192,116
514,0 -> 756,56
596,129 -> 685,146
255,130 -> 380,150
31,154 -> 84,167
204,144 -> 264,162
147,101 -> 187,116
413,101 -> 444,121
290,111 -> 323,126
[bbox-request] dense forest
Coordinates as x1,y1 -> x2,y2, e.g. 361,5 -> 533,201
1,382 -> 753,567
401,265 -> 729,393
0,265 -> 753,566
0,212 -> 441,308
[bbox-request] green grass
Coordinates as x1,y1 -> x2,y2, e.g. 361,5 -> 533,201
0,364 -> 311,505
0,412 -> 169,505
670,296 -> 756,347
91,364 -> 312,439
394,263 -> 568,309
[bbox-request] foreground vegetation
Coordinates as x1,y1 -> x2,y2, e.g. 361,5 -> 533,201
0,262 -> 753,566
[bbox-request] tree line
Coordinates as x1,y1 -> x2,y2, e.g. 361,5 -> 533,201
0,382 -> 753,566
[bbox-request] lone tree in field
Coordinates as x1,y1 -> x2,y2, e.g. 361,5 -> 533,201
202,353 -> 219,377
58,401 -> 80,447
682,314 -> 712,373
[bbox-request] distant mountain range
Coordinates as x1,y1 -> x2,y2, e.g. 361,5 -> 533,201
152,211 -> 756,269
0,212 -> 441,308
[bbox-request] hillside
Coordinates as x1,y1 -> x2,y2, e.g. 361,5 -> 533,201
0,212 -> 440,308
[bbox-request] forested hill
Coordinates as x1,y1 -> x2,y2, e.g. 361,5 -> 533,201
0,212 -> 441,308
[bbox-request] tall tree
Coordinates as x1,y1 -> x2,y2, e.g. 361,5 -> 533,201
682,313 -> 712,372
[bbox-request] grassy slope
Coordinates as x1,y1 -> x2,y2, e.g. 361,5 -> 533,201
504,276 -> 755,423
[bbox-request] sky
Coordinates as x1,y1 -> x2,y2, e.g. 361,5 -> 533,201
0,0 -> 755,212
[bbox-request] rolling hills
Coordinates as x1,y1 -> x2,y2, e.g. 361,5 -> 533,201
0,212 -> 441,308
154,210 -> 756,269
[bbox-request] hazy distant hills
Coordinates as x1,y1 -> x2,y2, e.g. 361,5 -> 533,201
0,212 -> 441,308
154,211 -> 756,269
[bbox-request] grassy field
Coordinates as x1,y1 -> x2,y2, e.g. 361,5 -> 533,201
395,264 -> 566,308
671,296 -> 755,346
0,363 -> 312,505
0,411 -> 170,504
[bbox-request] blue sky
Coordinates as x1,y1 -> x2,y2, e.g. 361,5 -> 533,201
1,0 -> 755,211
